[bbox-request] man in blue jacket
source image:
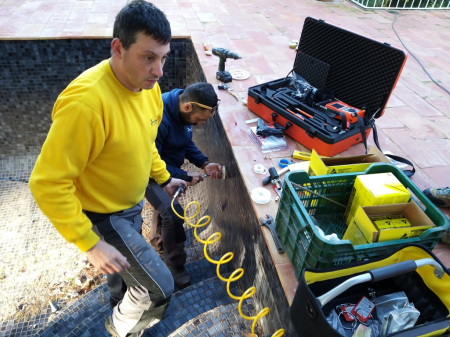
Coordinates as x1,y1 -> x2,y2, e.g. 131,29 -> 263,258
107,82 -> 222,303
146,82 -> 222,289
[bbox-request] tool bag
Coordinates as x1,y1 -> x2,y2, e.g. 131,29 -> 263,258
247,17 -> 407,158
290,245 -> 450,337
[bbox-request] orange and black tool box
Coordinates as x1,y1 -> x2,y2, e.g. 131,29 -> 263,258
247,17 -> 407,157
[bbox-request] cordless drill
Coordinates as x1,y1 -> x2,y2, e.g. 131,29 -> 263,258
212,47 -> 242,83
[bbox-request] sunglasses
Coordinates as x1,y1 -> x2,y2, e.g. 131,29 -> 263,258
188,99 -> 221,114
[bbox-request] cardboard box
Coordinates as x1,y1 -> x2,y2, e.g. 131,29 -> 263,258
345,172 -> 411,225
343,218 -> 370,245
343,203 -> 435,244
308,146 -> 391,176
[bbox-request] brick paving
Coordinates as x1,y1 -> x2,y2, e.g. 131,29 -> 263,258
11,0 -> 449,193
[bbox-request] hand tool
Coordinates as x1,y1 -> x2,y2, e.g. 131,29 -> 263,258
294,103 -> 342,131
259,214 -> 284,254
295,107 -> 314,119
275,91 -> 302,106
292,150 -> 328,161
286,108 -> 304,121
267,86 -> 346,133
218,83 -> 239,101
272,95 -> 336,132
263,167 -> 283,197
173,184 -> 186,199
325,101 -> 363,122
201,174 -> 211,178
261,162 -> 309,186
272,93 -> 301,109
262,166 -> 289,186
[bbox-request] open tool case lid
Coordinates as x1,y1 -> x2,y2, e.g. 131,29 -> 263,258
248,17 -> 407,121
292,17 -> 406,120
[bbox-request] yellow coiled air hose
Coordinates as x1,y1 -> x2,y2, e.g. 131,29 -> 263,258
170,180 -> 285,337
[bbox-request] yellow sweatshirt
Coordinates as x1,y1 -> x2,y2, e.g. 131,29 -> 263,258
29,59 -> 170,252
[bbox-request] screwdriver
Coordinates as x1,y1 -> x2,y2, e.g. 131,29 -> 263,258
218,83 -> 239,101
262,166 -> 290,185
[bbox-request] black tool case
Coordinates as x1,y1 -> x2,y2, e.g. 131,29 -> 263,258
247,17 -> 407,156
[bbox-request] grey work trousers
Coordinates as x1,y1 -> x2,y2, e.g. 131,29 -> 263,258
106,182 -> 186,307
85,201 -> 174,337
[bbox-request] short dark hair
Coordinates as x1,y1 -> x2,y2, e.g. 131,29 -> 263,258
113,0 -> 171,49
181,83 -> 218,111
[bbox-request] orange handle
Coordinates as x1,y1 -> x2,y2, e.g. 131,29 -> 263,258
286,108 -> 304,120
295,108 -> 314,119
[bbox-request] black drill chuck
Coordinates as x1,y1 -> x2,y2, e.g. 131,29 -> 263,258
212,48 -> 242,63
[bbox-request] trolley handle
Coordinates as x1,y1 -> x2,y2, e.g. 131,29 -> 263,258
317,258 -> 444,307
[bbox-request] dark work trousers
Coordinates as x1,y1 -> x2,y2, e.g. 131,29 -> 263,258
145,180 -> 187,269
85,201 -> 174,337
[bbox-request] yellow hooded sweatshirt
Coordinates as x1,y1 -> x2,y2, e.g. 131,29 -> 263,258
29,59 -> 170,252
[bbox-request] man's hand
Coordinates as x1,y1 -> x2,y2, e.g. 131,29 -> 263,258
187,172 -> 204,186
163,177 -> 187,197
204,163 -> 222,179
86,240 -> 130,275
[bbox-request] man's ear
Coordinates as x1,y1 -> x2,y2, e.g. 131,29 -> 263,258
183,102 -> 193,113
111,38 -> 123,59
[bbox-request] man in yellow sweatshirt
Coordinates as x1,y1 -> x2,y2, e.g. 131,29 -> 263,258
28,1 -> 186,336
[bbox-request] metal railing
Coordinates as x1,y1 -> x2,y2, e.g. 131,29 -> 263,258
349,0 -> 449,9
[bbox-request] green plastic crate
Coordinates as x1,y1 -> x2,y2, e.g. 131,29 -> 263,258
275,163 -> 450,279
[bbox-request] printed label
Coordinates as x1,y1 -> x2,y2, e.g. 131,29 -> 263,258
351,296 -> 375,323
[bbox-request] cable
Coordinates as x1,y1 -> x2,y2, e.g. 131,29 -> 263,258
392,9 -> 450,96
171,185 -> 285,337
285,67 -> 294,79
291,181 -> 347,208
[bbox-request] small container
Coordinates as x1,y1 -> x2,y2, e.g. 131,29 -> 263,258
289,40 -> 299,49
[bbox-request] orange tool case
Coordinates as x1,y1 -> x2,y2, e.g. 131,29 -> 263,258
247,17 -> 407,157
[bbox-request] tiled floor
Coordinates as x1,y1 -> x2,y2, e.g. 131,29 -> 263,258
1,0 -> 449,308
